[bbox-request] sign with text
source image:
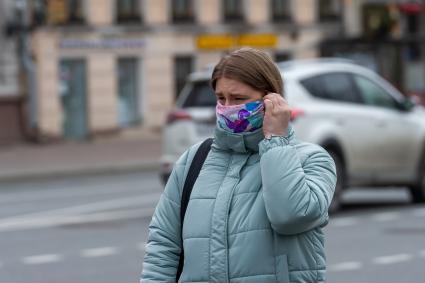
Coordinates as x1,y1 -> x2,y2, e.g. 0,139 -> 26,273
59,38 -> 146,49
196,34 -> 278,50
196,35 -> 235,50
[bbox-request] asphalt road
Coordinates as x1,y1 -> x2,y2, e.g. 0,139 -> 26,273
0,171 -> 424,283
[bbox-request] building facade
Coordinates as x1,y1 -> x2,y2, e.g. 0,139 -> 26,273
0,0 -> 25,144
330,0 -> 425,102
31,0 -> 343,140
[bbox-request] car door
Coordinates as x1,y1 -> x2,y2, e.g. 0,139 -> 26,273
300,72 -> 383,183
351,73 -> 417,182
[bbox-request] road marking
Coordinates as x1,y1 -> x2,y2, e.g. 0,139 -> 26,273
329,217 -> 358,227
0,192 -> 160,232
0,183 -> 143,205
329,261 -> 363,272
0,207 -> 155,232
371,212 -> 399,222
81,247 -> 118,258
23,254 -> 63,265
0,192 -> 160,221
372,253 -> 413,265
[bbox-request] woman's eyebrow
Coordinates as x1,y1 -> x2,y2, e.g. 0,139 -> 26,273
215,92 -> 247,97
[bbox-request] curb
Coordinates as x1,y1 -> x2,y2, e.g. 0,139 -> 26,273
0,160 -> 160,183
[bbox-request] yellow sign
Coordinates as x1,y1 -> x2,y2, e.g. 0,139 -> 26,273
196,35 -> 235,50
196,34 -> 278,50
237,34 -> 278,48
47,0 -> 67,24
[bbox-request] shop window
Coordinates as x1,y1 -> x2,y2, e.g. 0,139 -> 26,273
271,0 -> 291,22
117,58 -> 141,127
223,0 -> 244,23
174,56 -> 194,99
46,0 -> 85,25
318,0 -> 341,22
172,0 -> 194,23
117,0 -> 142,23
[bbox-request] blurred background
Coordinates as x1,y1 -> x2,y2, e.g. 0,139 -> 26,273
0,0 -> 425,282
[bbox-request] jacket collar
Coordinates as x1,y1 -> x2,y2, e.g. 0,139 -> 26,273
213,124 -> 295,153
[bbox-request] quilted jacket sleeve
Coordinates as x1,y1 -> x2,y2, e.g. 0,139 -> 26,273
140,150 -> 190,282
259,136 -> 337,235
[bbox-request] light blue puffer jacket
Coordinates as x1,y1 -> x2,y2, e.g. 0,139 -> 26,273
141,125 -> 337,283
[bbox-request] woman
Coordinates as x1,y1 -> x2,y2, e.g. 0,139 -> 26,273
141,48 -> 337,283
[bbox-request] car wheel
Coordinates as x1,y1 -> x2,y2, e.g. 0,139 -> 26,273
327,150 -> 345,213
409,160 -> 425,203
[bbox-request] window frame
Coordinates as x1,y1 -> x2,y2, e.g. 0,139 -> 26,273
116,0 -> 142,24
271,0 -> 292,23
171,0 -> 195,23
318,0 -> 342,22
222,0 -> 244,23
67,0 -> 85,24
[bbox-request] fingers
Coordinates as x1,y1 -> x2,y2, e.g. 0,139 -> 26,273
264,93 -> 288,115
263,98 -> 274,113
264,93 -> 287,107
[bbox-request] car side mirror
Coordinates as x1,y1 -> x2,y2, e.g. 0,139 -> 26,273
398,97 -> 417,112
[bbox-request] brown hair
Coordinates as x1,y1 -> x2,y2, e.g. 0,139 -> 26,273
211,47 -> 283,96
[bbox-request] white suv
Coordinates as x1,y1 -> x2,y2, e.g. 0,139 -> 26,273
160,59 -> 425,211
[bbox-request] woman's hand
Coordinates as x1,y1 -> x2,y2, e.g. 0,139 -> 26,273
263,93 -> 291,139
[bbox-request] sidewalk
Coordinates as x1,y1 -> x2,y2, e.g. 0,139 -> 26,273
0,129 -> 162,182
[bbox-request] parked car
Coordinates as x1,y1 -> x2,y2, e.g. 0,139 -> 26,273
160,58 -> 425,212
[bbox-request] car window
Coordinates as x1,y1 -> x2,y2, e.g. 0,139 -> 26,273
181,81 -> 216,107
353,75 -> 398,109
301,73 -> 362,104
300,76 -> 327,99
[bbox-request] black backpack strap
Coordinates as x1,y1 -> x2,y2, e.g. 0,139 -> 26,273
176,138 -> 213,282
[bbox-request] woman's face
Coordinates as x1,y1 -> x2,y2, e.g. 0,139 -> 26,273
215,77 -> 263,106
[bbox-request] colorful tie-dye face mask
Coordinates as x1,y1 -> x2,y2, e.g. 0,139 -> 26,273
216,100 -> 265,134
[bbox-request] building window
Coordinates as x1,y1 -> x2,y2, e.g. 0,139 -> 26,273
223,0 -> 244,23
274,51 -> 292,63
172,0 -> 194,23
174,56 -> 194,99
362,4 -> 396,39
68,0 -> 84,23
116,0 -> 141,23
59,59 -> 88,140
117,58 -> 141,127
318,0 -> 341,22
271,0 -> 291,22
46,0 -> 85,25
